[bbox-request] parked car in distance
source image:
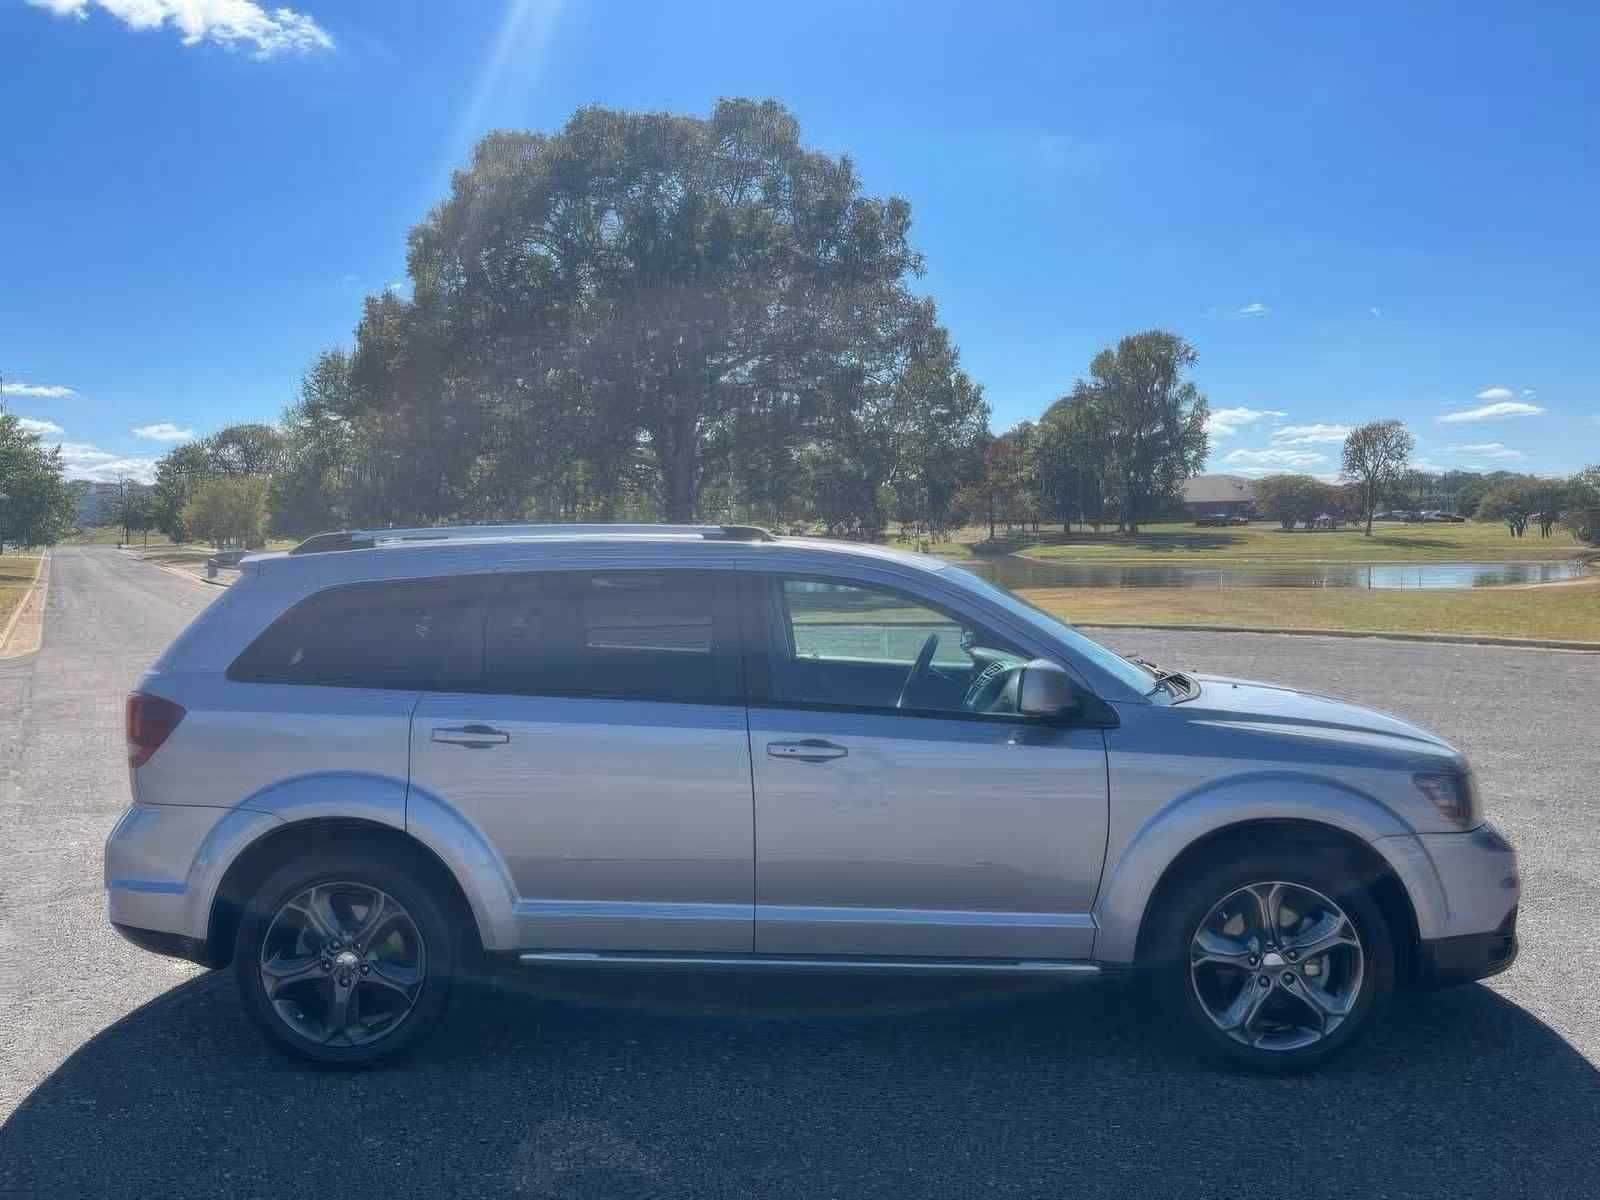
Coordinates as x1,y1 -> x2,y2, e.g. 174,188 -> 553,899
107,524 -> 1519,1073
1194,511 -> 1234,527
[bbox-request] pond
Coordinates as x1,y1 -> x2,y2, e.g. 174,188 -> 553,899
964,558 -> 1590,591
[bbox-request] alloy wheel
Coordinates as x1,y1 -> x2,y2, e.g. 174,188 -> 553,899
258,881 -> 427,1047
1189,880 -> 1365,1052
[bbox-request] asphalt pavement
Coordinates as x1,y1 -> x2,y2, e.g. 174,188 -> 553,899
1,546 -> 1595,1199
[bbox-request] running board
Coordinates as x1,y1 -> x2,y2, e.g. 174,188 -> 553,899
518,950 -> 1101,977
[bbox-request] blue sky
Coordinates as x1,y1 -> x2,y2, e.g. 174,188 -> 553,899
3,0 -> 1596,484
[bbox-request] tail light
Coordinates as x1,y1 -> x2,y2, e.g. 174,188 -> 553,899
126,692 -> 186,768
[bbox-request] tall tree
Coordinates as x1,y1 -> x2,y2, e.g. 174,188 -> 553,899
0,409 -> 75,548
271,350 -> 358,536
151,441 -> 214,543
396,99 -> 939,523
1037,393 -> 1110,531
1477,479 -> 1535,537
1066,331 -> 1209,534
1341,420 -> 1414,536
183,476 -> 270,549
1563,465 -> 1600,543
1255,473 -> 1334,531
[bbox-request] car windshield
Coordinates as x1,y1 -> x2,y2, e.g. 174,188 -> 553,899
943,566 -> 1158,696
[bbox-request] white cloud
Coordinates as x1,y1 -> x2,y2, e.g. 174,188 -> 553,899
1520,388 -> 1536,398
1237,302 -> 1270,318
1444,442 -> 1524,460
58,442 -> 160,484
131,421 -> 196,442
1223,447 -> 1329,469
17,416 -> 65,436
25,0 -> 333,58
1207,406 -> 1287,438
1271,423 -> 1351,445
1438,400 -> 1545,423
0,379 -> 76,399
1473,386 -> 1514,402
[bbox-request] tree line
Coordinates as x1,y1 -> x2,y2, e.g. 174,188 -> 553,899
117,99 -> 1595,551
137,101 -> 1215,545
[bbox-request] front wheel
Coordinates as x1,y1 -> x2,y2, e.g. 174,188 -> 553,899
1153,850 -> 1395,1073
234,849 -> 458,1066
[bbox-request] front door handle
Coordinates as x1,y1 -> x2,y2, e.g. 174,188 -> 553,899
767,739 -> 848,763
431,724 -> 511,749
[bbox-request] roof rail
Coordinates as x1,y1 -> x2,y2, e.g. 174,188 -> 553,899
289,523 -> 775,555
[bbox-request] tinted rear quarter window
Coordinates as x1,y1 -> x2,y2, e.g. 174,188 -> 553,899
229,577 -> 486,690
484,570 -> 738,703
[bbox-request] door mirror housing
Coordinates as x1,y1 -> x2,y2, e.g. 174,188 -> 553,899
1018,658 -> 1076,717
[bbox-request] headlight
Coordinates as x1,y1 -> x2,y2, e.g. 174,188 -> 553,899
1414,770 -> 1481,829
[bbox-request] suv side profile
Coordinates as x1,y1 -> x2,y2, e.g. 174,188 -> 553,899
107,525 -> 1519,1071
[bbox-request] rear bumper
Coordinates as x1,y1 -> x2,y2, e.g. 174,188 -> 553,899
1418,907 -> 1519,987
104,801 -> 280,958
111,921 -> 214,968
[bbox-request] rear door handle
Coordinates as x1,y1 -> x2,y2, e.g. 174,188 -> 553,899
431,724 -> 511,749
767,739 -> 848,763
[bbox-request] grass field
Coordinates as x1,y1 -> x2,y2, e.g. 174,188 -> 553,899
0,554 -> 44,633
66,525 -> 176,547
915,520 -> 1593,565
1019,577 -> 1600,643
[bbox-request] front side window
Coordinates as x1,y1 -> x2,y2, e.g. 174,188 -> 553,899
766,576 -> 1027,716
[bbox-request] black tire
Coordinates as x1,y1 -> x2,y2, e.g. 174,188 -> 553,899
1148,844 -> 1396,1074
234,847 -> 459,1067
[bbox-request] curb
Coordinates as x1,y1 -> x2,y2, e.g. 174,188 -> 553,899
1073,621 -> 1600,653
0,551 -> 49,657
123,549 -> 233,588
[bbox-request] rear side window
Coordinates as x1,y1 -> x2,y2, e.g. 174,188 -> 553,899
228,578 -> 486,690
483,570 -> 739,704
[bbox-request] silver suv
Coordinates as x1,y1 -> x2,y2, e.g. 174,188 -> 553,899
107,524 -> 1519,1071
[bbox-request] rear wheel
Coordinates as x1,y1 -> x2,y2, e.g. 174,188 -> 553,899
234,849 -> 458,1066
1151,848 -> 1395,1073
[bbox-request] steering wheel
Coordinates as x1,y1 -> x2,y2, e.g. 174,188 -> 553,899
896,633 -> 940,710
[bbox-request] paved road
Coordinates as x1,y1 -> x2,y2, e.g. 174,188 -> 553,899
1,546 -> 1596,1199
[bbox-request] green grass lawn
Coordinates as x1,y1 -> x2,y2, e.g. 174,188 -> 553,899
1019,578 -> 1600,643
914,520 -> 1592,565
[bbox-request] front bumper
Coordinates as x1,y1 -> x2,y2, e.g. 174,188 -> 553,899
1418,907 -> 1519,988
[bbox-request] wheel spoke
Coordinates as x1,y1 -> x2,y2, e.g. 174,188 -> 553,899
1284,911 -> 1359,961
1190,927 -> 1255,969
260,953 -> 323,995
363,960 -> 422,1001
349,891 -> 399,950
323,976 -> 355,1043
1286,972 -> 1349,1026
1216,976 -> 1274,1035
289,886 -> 342,944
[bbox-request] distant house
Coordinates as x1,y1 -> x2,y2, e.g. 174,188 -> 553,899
1181,474 -> 1257,521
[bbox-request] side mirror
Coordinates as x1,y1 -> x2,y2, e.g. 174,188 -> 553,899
1018,658 -> 1076,717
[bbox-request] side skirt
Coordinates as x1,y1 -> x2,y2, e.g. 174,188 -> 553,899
516,950 -> 1102,977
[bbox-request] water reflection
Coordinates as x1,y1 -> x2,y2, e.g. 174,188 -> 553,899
965,558 -> 1589,591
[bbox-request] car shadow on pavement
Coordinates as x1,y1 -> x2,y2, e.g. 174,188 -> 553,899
2,968 -> 1595,1199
